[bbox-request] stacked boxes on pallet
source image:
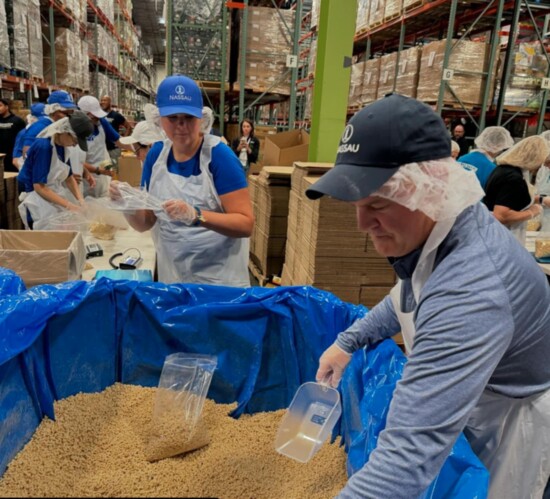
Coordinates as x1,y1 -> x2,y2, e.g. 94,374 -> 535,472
349,61 -> 366,108
8,0 -> 31,73
395,46 -> 421,98
0,1 -> 9,68
239,7 -> 295,95
384,0 -> 402,21
356,0 -> 370,33
172,0 -> 226,81
369,0 -> 386,27
361,58 -> 381,105
43,28 -> 82,90
376,52 -> 398,99
249,167 -> 292,278
417,39 -> 492,106
27,0 -> 43,80
282,163 -> 396,308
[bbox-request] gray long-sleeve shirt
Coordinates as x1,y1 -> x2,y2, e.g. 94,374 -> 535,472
336,202 -> 550,499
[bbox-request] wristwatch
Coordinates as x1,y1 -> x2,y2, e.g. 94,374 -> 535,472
540,194 -> 547,205
192,206 -> 206,226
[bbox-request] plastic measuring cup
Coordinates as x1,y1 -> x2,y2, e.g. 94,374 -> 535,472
275,381 -> 342,463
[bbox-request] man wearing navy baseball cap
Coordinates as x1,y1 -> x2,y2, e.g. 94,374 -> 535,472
109,74 -> 254,287
311,94 -> 550,498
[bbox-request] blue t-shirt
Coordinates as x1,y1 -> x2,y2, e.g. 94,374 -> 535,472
12,127 -> 27,159
18,138 -> 72,192
458,151 -> 496,189
90,118 -> 120,145
22,116 -> 53,148
141,140 -> 247,196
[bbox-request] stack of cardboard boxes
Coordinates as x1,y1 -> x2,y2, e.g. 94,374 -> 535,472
281,162 -> 396,308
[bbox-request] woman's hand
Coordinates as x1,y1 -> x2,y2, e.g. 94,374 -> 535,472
109,181 -> 122,201
163,199 -> 196,225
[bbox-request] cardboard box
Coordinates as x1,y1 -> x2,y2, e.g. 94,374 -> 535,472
263,130 -> 310,166
118,155 -> 142,187
0,230 -> 86,288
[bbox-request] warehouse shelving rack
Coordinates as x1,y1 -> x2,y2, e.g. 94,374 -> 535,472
353,0 -> 550,135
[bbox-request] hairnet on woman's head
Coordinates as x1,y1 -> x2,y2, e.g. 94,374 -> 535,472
474,126 -> 514,155
496,135 -> 550,171
200,107 -> 214,134
540,130 -> 550,144
451,140 -> 460,154
37,117 -> 75,138
372,157 -> 485,221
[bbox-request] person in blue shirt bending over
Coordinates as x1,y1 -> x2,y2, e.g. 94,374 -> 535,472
109,75 -> 253,287
17,111 -> 94,230
306,94 -> 550,499
459,126 -> 514,190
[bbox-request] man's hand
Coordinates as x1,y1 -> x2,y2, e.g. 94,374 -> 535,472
316,343 -> 352,388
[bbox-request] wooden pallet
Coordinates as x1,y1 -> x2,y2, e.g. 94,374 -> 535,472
403,0 -> 423,12
248,258 -> 271,287
501,105 -> 538,114
355,26 -> 370,37
196,80 -> 229,91
383,11 -> 402,23
422,100 -> 483,110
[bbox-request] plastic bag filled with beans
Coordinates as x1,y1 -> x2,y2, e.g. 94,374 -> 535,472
145,354 -> 218,462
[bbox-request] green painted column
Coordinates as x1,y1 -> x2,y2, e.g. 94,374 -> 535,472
309,0 -> 357,163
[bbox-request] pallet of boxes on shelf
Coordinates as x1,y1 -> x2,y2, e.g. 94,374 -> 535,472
238,7 -> 295,95
395,46 -> 421,98
361,57 -> 381,106
0,1 -> 9,68
384,0 -> 402,23
417,38 -> 495,107
348,60 -> 366,111
27,0 -> 43,80
376,52 -> 398,99
356,0 -> 370,35
7,0 -> 31,74
248,167 -> 292,281
281,162 -> 396,308
494,40 -> 549,112
172,0 -> 227,82
43,28 -> 84,90
369,0 -> 386,28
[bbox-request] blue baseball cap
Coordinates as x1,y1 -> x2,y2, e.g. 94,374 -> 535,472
47,90 -> 77,109
306,94 -> 451,202
30,103 -> 46,117
156,75 -> 203,118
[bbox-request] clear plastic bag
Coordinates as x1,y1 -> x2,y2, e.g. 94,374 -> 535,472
145,353 -> 218,462
35,210 -> 89,234
107,181 -> 165,214
82,197 -> 129,240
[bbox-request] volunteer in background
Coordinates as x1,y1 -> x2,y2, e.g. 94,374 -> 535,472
459,126 -> 514,189
119,118 -> 165,162
17,111 -> 94,229
78,95 -> 131,197
0,98 -> 25,173
535,130 -> 550,230
12,103 -> 46,170
109,75 -> 252,286
201,106 -> 228,144
22,90 -> 77,157
306,94 -> 550,499
100,95 -> 131,168
231,118 -> 259,175
484,135 -> 550,244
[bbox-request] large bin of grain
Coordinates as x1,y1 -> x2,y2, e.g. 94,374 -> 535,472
0,276 -> 488,497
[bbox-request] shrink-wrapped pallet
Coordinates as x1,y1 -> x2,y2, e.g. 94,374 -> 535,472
27,0 -> 42,79
311,0 -> 320,30
361,58 -> 381,105
0,1 -> 10,67
376,52 -> 398,99
384,0 -> 402,21
395,46 -> 421,98
356,0 -> 370,33
11,0 -> 30,72
238,7 -> 295,95
349,61 -> 366,108
369,0 -> 386,26
417,39 -> 491,106
43,28 -> 80,88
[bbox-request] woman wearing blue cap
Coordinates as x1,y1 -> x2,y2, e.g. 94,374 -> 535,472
109,75 -> 253,286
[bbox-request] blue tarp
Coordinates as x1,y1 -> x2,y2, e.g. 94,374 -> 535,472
0,276 -> 488,497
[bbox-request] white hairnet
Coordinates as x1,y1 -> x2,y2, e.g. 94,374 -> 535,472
44,103 -> 71,116
373,157 -> 484,221
474,126 -> 514,155
26,114 -> 37,126
143,103 -> 161,126
496,135 -> 550,171
540,130 -> 550,143
37,117 -> 75,139
119,120 -> 165,146
451,140 -> 460,154
200,106 -> 214,134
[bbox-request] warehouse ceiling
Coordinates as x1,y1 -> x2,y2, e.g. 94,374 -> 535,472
131,0 -> 167,66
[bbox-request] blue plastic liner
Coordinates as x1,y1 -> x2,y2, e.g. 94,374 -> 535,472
0,276 -> 488,497
0,268 -> 25,296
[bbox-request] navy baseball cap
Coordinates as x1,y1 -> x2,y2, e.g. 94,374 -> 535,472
47,90 -> 77,109
30,103 -> 46,117
306,94 -> 451,202
156,75 -> 203,118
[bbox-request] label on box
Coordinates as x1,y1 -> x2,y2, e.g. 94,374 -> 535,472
366,71 -> 371,84
442,68 -> 454,81
428,51 -> 436,67
33,84 -> 38,98
542,77 -> 550,90
383,70 -> 388,83
400,59 -> 407,74
19,81 -> 24,93
286,54 -> 298,68
252,36 -> 260,42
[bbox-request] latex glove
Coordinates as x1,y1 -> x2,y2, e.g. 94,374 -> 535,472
163,199 -> 196,225
530,204 -> 543,217
66,202 -> 81,213
109,180 -> 122,201
316,343 -> 352,388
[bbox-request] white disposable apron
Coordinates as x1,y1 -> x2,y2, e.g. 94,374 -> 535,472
18,138 -> 73,230
149,136 -> 250,287
389,217 -> 550,498
83,124 -> 110,198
